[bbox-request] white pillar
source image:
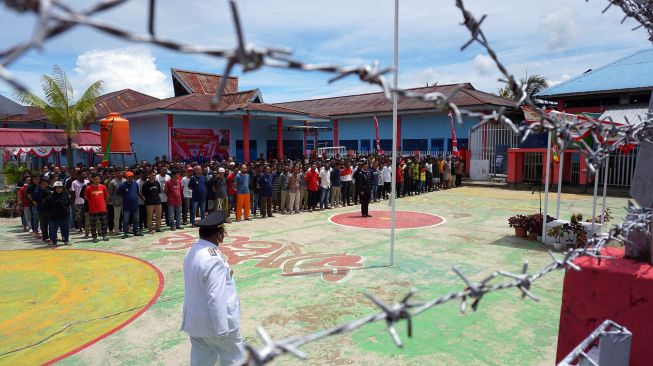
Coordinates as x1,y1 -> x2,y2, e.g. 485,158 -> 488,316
556,148 -> 565,219
591,164 -> 600,232
542,131 -> 552,244
600,156 -> 609,232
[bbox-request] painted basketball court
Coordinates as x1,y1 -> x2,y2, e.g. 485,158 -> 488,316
0,187 -> 630,365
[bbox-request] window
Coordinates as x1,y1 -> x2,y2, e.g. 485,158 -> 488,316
430,138 -> 444,151
402,139 -> 428,151
339,139 -> 358,150
630,93 -> 651,104
235,140 -> 257,162
448,138 -> 469,151
379,139 -> 392,151
360,139 -> 371,151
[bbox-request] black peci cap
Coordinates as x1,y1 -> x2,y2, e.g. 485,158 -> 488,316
195,211 -> 227,229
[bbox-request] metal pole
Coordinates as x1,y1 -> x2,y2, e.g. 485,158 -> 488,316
389,0 -> 398,266
542,131 -> 552,244
600,156 -> 609,232
556,148 -> 564,219
591,165 -> 600,232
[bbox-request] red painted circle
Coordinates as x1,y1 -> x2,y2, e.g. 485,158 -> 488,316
329,210 -> 444,229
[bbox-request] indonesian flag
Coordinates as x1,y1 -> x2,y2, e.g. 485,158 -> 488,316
448,111 -> 459,157
373,115 -> 381,151
101,122 -> 113,167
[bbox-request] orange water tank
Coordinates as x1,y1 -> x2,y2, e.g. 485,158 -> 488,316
100,112 -> 131,153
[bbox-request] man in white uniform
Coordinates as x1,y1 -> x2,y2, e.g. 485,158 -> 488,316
181,211 -> 245,366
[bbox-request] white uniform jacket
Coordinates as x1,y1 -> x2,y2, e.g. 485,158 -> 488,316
181,239 -> 241,337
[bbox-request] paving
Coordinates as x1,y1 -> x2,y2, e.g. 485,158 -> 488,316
0,187 -> 630,366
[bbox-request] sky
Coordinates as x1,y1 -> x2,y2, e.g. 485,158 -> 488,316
0,0 -> 650,104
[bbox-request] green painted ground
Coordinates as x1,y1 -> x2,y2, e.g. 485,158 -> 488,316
0,187 -> 629,365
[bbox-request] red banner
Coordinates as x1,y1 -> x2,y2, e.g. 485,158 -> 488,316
170,128 -> 230,160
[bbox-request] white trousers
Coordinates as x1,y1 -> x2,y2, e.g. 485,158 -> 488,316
190,329 -> 245,366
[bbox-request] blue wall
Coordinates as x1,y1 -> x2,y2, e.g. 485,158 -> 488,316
125,111 -> 481,162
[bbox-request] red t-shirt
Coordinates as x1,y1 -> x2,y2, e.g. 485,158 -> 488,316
165,178 -> 182,206
227,172 -> 236,196
396,167 -> 404,182
19,185 -> 30,207
305,170 -> 319,191
84,184 -> 108,214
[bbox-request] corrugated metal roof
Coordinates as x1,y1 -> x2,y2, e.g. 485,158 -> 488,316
0,129 -> 100,147
95,89 -> 160,116
273,83 -> 516,117
119,90 -> 328,120
171,69 -> 238,95
2,106 -> 45,123
0,95 -> 27,116
537,49 -> 653,98
598,104 -> 649,124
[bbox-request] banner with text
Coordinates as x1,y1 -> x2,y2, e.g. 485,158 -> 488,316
170,128 -> 230,161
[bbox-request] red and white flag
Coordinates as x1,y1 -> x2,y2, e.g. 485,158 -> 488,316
373,115 -> 381,151
448,111 -> 459,157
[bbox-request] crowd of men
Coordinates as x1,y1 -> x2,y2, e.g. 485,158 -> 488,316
14,153 -> 465,247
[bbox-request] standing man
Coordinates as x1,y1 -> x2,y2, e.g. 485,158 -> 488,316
117,171 -> 143,238
287,165 -> 301,214
166,169 -> 183,231
258,166 -> 273,219
156,168 -> 171,227
318,162 -> 331,210
44,181 -> 71,247
108,169 -> 124,235
189,166 -> 207,226
305,163 -> 319,212
181,211 -> 244,366
330,162 -> 342,208
354,162 -> 372,218
213,167 -> 229,222
181,167 -> 193,225
340,162 -> 352,206
234,164 -> 251,222
279,165 -> 290,214
71,172 -> 88,236
84,174 -> 110,242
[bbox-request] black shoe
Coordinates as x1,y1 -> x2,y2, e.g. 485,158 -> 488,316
122,234 -> 129,239
134,232 -> 144,236
155,229 -> 162,233
92,238 -> 98,243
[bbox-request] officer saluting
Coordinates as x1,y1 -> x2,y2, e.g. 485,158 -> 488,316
181,211 -> 245,366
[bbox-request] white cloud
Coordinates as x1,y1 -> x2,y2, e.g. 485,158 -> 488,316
74,47 -> 170,98
539,6 -> 579,51
473,54 -> 495,76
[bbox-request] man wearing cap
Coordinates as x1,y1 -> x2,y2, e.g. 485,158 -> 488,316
182,212 -> 244,366
354,161 -> 372,217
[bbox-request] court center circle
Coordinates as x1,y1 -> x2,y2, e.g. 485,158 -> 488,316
329,210 -> 445,229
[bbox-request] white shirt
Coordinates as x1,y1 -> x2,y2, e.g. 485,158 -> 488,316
181,176 -> 193,198
382,166 -> 392,183
319,167 -> 331,188
71,179 -> 88,205
136,178 -> 145,205
426,162 -> 433,174
181,239 -> 241,337
156,174 -> 171,202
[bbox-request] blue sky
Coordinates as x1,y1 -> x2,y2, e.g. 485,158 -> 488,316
0,0 -> 650,104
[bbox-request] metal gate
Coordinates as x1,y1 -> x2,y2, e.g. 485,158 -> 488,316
523,152 -> 542,183
597,147 -> 639,187
469,121 -> 520,179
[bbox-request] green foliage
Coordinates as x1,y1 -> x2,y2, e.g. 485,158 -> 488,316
497,74 -> 549,101
2,163 -> 26,185
13,65 -> 103,167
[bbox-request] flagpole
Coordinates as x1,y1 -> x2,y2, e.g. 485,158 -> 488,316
389,0 -> 398,266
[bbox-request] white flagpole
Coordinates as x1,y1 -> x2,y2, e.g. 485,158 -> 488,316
389,0 -> 398,266
600,155 -> 609,232
555,147 -> 564,219
542,131 -> 552,244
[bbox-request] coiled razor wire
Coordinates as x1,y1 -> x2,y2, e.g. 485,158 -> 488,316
2,0 -> 653,364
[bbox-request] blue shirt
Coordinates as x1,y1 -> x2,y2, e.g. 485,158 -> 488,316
32,186 -> 50,212
117,181 -> 139,211
188,175 -> 207,202
234,172 -> 250,195
258,174 -> 273,197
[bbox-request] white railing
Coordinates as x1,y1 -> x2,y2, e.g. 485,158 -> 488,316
598,147 -> 639,188
469,121 -> 520,180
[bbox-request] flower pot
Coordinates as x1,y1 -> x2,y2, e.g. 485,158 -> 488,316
528,232 -> 538,241
553,242 -> 565,251
514,227 -> 528,238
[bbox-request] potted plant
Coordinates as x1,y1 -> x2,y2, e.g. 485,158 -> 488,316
526,213 -> 555,240
508,214 -> 529,238
547,225 -> 571,250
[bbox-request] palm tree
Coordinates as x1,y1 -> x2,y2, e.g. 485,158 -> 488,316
497,74 -> 549,102
14,65 -> 103,168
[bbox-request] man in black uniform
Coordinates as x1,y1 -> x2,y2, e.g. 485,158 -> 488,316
354,161 -> 372,218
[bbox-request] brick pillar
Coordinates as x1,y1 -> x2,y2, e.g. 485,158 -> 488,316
276,117 -> 283,160
242,115 -> 250,162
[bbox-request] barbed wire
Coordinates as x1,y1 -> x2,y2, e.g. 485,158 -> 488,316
557,319 -> 631,366
2,0 -> 653,364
